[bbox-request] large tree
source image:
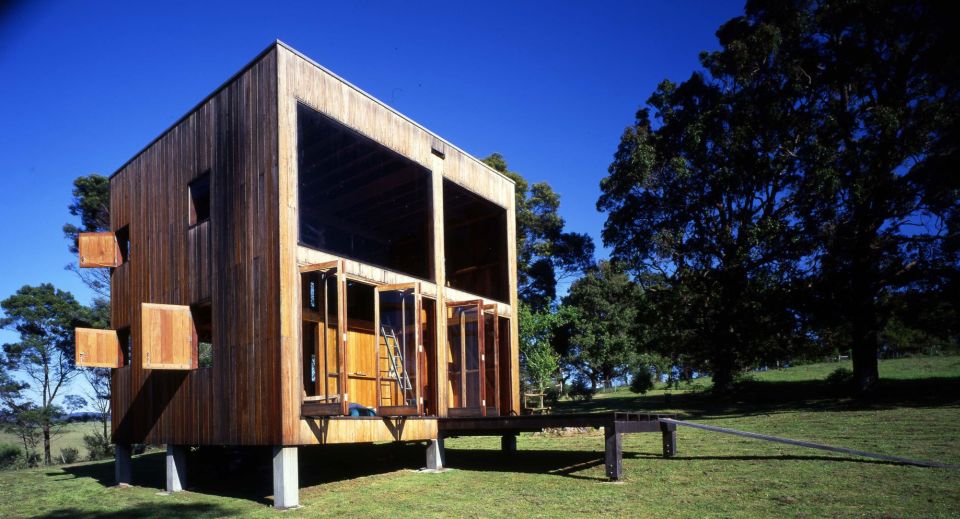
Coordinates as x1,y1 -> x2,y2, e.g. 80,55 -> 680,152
599,0 -> 957,392
597,9 -> 812,390
1,284 -> 90,464
483,154 -> 595,309
784,0 -> 960,391
62,174 -> 115,440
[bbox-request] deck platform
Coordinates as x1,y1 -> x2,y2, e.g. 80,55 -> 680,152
438,412 -> 677,479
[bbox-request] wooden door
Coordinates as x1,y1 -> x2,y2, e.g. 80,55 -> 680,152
446,300 -> 485,417
375,283 -> 421,416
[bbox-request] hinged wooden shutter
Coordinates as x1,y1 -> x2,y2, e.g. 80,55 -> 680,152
141,303 -> 198,370
78,232 -> 121,268
75,328 -> 123,368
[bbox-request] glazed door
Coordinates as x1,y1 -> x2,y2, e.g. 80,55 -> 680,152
300,262 -> 348,416
375,283 -> 422,416
483,305 -> 500,416
446,300 -> 485,417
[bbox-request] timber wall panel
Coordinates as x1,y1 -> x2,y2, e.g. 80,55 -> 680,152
76,328 -> 123,368
109,47 -> 279,446
141,303 -> 197,370
297,418 -> 437,445
78,232 -> 121,268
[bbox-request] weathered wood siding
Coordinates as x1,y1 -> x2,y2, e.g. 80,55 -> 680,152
108,41 -> 519,447
110,47 -> 280,446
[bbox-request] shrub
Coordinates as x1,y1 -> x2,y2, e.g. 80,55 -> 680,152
568,378 -> 596,401
543,385 -> 562,407
630,368 -> 655,394
0,444 -> 21,470
83,430 -> 114,460
23,452 -> 41,468
826,367 -> 854,387
60,447 -> 79,464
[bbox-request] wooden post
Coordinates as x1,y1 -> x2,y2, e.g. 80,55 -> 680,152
272,447 -> 300,509
165,445 -> 187,492
115,443 -> 132,487
501,434 -> 517,455
604,425 -> 622,480
426,438 -> 445,470
661,422 -> 677,457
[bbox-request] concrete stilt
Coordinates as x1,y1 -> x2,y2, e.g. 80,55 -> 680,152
165,445 -> 187,492
272,446 -> 299,509
426,438 -> 445,470
501,434 -> 517,455
115,443 -> 132,487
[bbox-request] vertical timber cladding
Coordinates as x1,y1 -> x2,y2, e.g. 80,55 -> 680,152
109,47 -> 280,446
276,43 -> 520,443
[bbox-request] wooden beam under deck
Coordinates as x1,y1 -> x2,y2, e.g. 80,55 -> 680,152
438,412 -> 678,480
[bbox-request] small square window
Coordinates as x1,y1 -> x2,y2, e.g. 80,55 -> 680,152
192,303 -> 213,368
189,172 -> 211,226
117,327 -> 132,366
115,226 -> 130,263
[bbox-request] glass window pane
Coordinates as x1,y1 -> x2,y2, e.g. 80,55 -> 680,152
378,288 -> 418,409
297,103 -> 433,280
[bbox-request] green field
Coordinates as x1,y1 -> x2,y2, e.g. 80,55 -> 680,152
1,356 -> 958,518
0,422 -> 97,464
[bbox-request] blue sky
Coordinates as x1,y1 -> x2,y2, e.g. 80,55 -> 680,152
0,1 -> 742,401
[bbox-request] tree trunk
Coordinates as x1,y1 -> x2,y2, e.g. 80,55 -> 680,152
851,307 -> 880,394
20,433 -> 30,462
849,233 -> 880,394
711,354 -> 735,394
43,424 -> 51,465
710,317 -> 737,394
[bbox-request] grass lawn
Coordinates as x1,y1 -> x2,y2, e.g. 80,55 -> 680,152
1,356 -> 958,518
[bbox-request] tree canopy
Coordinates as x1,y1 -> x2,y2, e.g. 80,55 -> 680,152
483,153 -> 595,310
598,0 -> 958,392
1,284 -> 92,464
62,174 -> 111,298
559,261 -> 644,390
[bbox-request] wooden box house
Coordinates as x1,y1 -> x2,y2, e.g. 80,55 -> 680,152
75,41 -> 520,507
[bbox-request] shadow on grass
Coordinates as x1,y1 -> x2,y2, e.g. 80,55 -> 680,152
443,447 -> 622,481
54,441 -> 628,510
38,503 -> 233,519
556,376 -> 960,419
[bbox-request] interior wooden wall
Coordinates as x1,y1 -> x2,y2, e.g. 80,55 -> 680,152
110,47 -> 280,446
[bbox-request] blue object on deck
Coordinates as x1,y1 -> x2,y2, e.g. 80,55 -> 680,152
349,403 -> 376,417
